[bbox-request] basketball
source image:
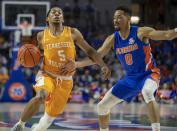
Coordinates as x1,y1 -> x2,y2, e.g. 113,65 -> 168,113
17,44 -> 41,67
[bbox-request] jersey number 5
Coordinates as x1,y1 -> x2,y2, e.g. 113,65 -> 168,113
58,50 -> 66,61
125,54 -> 133,65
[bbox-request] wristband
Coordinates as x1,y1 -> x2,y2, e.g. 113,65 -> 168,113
175,28 -> 177,33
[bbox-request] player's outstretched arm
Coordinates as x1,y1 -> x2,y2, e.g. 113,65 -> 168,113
60,28 -> 111,79
72,28 -> 111,79
138,27 -> 177,41
75,34 -> 114,68
71,28 -> 107,67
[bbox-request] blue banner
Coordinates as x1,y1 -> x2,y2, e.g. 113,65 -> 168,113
0,40 -> 32,102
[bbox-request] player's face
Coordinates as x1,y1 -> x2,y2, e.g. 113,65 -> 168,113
47,7 -> 64,24
113,10 -> 130,31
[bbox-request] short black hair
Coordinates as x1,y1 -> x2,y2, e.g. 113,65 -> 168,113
46,7 -> 63,17
46,9 -> 52,25
115,6 -> 132,16
47,9 -> 51,17
46,7 -> 63,26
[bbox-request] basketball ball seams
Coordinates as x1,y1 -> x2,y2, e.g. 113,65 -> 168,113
17,46 -> 26,59
24,48 -> 28,65
24,45 -> 36,65
18,44 -> 41,67
27,47 -> 41,57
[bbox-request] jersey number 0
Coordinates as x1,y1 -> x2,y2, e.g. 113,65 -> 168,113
125,54 -> 133,65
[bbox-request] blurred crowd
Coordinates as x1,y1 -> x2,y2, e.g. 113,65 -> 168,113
0,0 -> 177,104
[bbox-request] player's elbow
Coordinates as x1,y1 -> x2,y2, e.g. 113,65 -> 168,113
86,48 -> 100,61
98,52 -> 105,58
165,34 -> 173,40
97,50 -> 104,58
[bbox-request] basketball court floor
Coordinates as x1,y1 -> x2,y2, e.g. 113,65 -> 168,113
0,102 -> 176,131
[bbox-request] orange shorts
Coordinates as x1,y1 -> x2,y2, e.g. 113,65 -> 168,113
34,71 -> 73,117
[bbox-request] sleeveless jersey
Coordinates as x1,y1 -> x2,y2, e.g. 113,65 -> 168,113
41,26 -> 76,76
114,26 -> 159,74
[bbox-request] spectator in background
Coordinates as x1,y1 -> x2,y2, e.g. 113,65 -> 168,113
104,10 -> 113,34
82,86 -> 90,103
0,55 -> 8,75
0,55 -> 9,94
89,83 -> 101,104
81,69 -> 93,87
157,83 -> 175,104
73,0 -> 81,28
63,3 -> 72,25
0,35 -> 11,59
84,0 -> 96,27
69,85 -> 83,103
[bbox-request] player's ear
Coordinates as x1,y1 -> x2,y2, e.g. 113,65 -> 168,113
61,13 -> 64,23
46,17 -> 49,25
127,16 -> 131,23
46,17 -> 49,23
127,16 -> 131,21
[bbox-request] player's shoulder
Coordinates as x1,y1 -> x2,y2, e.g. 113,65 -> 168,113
137,26 -> 155,34
137,26 -> 155,40
103,33 -> 115,48
37,31 -> 44,38
70,27 -> 83,41
107,33 -> 115,40
37,31 -> 44,42
70,27 -> 80,34
104,33 -> 115,44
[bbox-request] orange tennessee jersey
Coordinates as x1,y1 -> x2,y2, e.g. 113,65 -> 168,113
41,26 -> 76,76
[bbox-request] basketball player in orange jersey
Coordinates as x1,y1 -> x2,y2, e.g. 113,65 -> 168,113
60,6 -> 177,131
11,7 -> 111,131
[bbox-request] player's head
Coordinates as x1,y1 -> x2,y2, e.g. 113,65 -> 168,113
114,6 -> 132,31
46,7 -> 64,26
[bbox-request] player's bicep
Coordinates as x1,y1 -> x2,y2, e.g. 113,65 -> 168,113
147,30 -> 166,40
72,28 -> 95,54
140,27 -> 171,41
77,39 -> 93,54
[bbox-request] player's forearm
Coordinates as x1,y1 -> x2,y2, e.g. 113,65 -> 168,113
164,28 -> 177,40
76,58 -> 95,68
145,27 -> 177,41
86,48 -> 106,67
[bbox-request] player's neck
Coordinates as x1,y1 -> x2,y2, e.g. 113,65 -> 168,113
119,24 -> 130,40
49,24 -> 64,37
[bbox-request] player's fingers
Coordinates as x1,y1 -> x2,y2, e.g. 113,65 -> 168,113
59,66 -> 64,73
104,73 -> 108,80
65,57 -> 73,62
104,70 -> 111,80
107,70 -> 111,80
63,70 -> 69,75
103,72 -> 107,80
59,68 -> 67,74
